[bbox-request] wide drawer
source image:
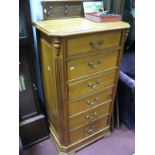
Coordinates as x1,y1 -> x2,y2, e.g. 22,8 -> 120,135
67,31 -> 121,56
69,115 -> 109,143
69,86 -> 113,116
68,69 -> 116,101
69,101 -> 111,130
67,50 -> 119,81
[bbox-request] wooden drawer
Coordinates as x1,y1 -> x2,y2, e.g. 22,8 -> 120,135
69,115 -> 109,143
69,101 -> 111,130
67,50 -> 119,81
67,31 -> 121,56
69,86 -> 113,116
68,69 -> 116,101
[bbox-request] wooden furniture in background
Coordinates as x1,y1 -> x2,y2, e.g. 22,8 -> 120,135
34,18 -> 129,154
19,0 -> 49,148
41,0 -> 85,20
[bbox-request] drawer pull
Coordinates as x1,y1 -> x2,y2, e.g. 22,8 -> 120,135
48,66 -> 51,71
88,59 -> 103,68
84,125 -> 96,134
70,66 -> 75,71
85,111 -> 97,120
86,97 -> 99,105
88,79 -> 101,88
64,5 -> 68,8
89,40 -> 104,49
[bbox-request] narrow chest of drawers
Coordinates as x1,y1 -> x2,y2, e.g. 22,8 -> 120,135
34,18 -> 129,154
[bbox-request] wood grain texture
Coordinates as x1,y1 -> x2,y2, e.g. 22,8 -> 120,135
68,68 -> 117,101
54,38 -> 69,146
67,31 -> 121,56
69,101 -> 111,130
33,18 -> 130,36
50,123 -> 111,152
35,17 -> 130,153
67,50 -> 119,81
69,86 -> 114,116
39,37 -> 59,135
69,115 -> 109,144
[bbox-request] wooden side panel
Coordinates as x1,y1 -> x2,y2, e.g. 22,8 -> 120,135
42,1 -> 83,20
37,28 -> 129,152
107,29 -> 129,124
39,35 -> 69,146
53,38 -> 69,146
39,38 -> 59,137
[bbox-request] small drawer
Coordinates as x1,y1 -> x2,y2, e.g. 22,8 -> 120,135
68,69 -> 116,101
67,8 -> 82,17
69,115 -> 109,143
69,86 -> 113,116
48,5 -> 65,12
69,101 -> 111,130
67,50 -> 118,81
43,3 -> 66,19
67,31 -> 121,56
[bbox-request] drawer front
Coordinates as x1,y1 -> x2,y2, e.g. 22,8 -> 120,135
67,31 -> 121,56
66,5 -> 83,17
69,101 -> 111,130
69,115 -> 109,143
69,87 -> 113,116
67,50 -> 118,81
68,69 -> 116,101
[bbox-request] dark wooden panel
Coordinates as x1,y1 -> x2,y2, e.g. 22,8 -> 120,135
19,0 -> 33,45
19,0 -> 49,148
19,45 -> 39,120
20,115 -> 49,148
42,0 -> 84,20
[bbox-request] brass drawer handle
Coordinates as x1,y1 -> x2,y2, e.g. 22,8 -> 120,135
88,79 -> 101,88
86,97 -> 99,105
85,111 -> 97,120
64,5 -> 68,9
84,125 -> 96,134
89,40 -> 104,49
88,59 -> 103,68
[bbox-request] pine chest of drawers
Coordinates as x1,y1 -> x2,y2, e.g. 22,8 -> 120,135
34,18 -> 130,154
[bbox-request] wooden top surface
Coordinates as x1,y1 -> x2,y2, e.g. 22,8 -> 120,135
33,18 -> 130,37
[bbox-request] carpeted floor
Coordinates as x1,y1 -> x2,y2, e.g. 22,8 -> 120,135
19,124 -> 135,155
